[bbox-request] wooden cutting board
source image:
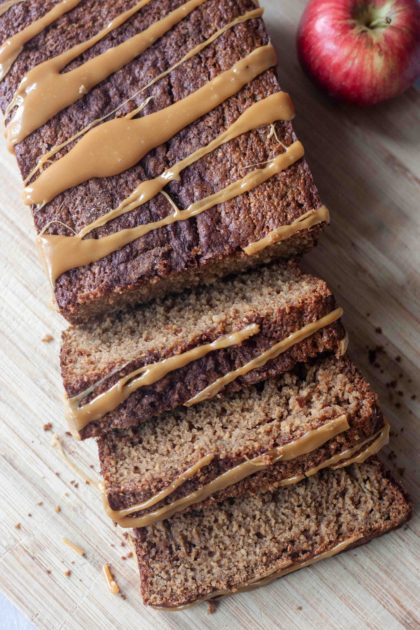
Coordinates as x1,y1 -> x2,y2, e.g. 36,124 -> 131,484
0,1 -> 418,628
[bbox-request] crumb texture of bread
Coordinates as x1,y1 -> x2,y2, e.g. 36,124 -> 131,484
135,459 -> 411,608
61,262 -> 345,437
99,355 -> 383,517
0,0 -> 325,321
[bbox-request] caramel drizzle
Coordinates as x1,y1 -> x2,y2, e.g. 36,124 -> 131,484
25,7 -> 264,182
66,324 -> 260,435
0,0 -> 26,18
331,421 -> 390,469
185,307 -> 344,406
6,0 -> 212,146
110,453 -> 216,517
105,420 -> 388,529
79,92 -> 295,237
0,0 -> 82,82
24,44 -> 277,205
243,205 -> 330,255
51,433 -> 99,487
62,537 -> 86,557
104,415 -> 350,526
38,125 -> 302,286
274,421 -> 390,486
103,563 -> 120,595
155,536 -> 364,611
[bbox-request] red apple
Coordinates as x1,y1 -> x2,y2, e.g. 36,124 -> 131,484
297,0 -> 420,105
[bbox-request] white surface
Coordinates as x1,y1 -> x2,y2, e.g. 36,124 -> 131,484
0,592 -> 35,630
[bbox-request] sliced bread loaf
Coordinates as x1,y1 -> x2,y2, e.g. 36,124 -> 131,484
61,262 -> 345,439
135,459 -> 411,609
98,355 -> 387,528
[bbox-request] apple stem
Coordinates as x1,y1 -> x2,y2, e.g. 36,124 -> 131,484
369,16 -> 392,29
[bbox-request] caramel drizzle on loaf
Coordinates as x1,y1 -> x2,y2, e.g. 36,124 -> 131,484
67,308 -> 343,435
67,324 -> 260,435
107,421 -> 389,530
0,0 -> 82,81
244,205 -> 330,256
24,44 -> 278,205
3,4 -> 328,284
25,7 -> 264,182
154,535 -> 364,611
78,93 -> 295,237
38,139 -> 305,285
35,91 -> 294,283
6,0 -> 212,146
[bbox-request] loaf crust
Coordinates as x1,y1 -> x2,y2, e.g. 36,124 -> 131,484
0,0 -> 325,322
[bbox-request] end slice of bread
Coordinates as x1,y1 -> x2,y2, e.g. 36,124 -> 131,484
135,459 -> 411,609
98,355 -> 385,528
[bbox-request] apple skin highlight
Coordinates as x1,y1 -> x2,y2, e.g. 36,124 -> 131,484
297,0 -> 420,105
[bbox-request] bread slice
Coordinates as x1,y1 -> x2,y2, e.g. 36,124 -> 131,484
0,0 -> 327,323
135,459 -> 411,609
98,356 -> 387,528
61,262 -> 345,439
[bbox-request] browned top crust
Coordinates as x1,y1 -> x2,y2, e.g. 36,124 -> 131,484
61,261 -> 345,438
135,459 -> 411,608
0,0 -> 324,322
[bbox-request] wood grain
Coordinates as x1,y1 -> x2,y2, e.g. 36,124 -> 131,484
0,1 -> 419,628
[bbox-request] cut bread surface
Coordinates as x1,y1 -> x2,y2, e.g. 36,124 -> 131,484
98,355 -> 384,527
135,459 -> 411,608
61,262 -> 345,438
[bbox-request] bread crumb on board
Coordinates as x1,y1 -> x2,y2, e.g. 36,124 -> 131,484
207,600 -> 219,614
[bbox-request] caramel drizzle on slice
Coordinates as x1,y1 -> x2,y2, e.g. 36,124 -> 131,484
185,307 -> 344,406
0,0 -> 26,18
277,421 -> 390,485
0,0 -> 82,81
26,7 -> 264,182
155,536 -> 364,611
37,95 -> 299,284
110,453 -> 216,517
25,44 -> 277,205
66,324 -> 260,435
6,0 -> 212,147
106,420 -> 388,529
330,421 -> 390,469
68,308 -> 341,436
104,415 -> 350,525
243,205 -> 330,256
